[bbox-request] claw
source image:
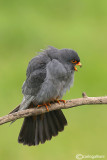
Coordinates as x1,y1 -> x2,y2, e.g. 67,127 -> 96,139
47,103 -> 51,106
54,99 -> 66,104
56,100 -> 60,104
59,100 -> 66,104
37,104 -> 43,108
45,104 -> 49,112
37,103 -> 50,112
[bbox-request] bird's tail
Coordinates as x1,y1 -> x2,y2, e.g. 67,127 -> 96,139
18,110 -> 67,146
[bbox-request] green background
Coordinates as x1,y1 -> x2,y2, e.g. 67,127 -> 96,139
0,0 -> 107,160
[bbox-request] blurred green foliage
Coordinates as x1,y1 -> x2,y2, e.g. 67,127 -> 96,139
0,0 -> 107,160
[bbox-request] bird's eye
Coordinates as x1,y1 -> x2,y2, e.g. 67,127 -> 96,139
71,60 -> 77,64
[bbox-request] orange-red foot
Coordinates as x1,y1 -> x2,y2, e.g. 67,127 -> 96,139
47,103 -> 51,106
37,103 -> 51,112
59,100 -> 66,104
55,100 -> 61,104
54,99 -> 66,104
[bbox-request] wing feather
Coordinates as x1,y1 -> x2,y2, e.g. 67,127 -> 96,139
22,54 -> 50,95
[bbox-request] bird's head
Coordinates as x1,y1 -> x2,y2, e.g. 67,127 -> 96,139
59,48 -> 82,71
44,46 -> 82,71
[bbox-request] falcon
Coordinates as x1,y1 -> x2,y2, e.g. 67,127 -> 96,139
10,46 -> 82,146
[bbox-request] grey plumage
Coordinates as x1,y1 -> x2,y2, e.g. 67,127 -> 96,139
10,46 -> 81,146
21,46 -> 79,106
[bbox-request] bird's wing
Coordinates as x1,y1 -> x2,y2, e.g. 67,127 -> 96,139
22,68 -> 46,95
22,54 -> 50,96
18,54 -> 51,111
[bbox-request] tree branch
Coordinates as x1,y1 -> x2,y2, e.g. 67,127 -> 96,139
0,93 -> 107,125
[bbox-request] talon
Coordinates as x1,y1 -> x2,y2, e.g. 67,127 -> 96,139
57,100 -> 60,104
54,99 -> 66,104
45,105 -> 49,112
37,103 -> 50,112
59,100 -> 66,104
37,104 -> 42,108
53,100 -> 60,104
47,103 -> 51,106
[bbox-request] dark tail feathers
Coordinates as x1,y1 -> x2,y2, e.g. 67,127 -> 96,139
18,110 -> 67,146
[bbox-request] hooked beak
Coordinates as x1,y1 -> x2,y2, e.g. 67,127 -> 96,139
74,62 -> 82,71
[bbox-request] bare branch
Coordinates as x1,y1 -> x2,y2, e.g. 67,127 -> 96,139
82,92 -> 88,98
0,93 -> 107,125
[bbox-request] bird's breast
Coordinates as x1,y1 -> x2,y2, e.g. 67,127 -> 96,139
58,71 -> 74,98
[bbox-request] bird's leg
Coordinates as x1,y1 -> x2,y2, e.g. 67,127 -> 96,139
55,100 -> 61,104
53,99 -> 66,104
37,103 -> 51,112
51,99 -> 60,104
59,99 -> 66,104
47,102 -> 51,106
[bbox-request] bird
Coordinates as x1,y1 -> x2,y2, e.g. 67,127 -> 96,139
10,46 -> 82,146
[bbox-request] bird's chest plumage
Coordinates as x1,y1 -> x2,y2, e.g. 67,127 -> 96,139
58,71 -> 74,98
34,60 -> 74,104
